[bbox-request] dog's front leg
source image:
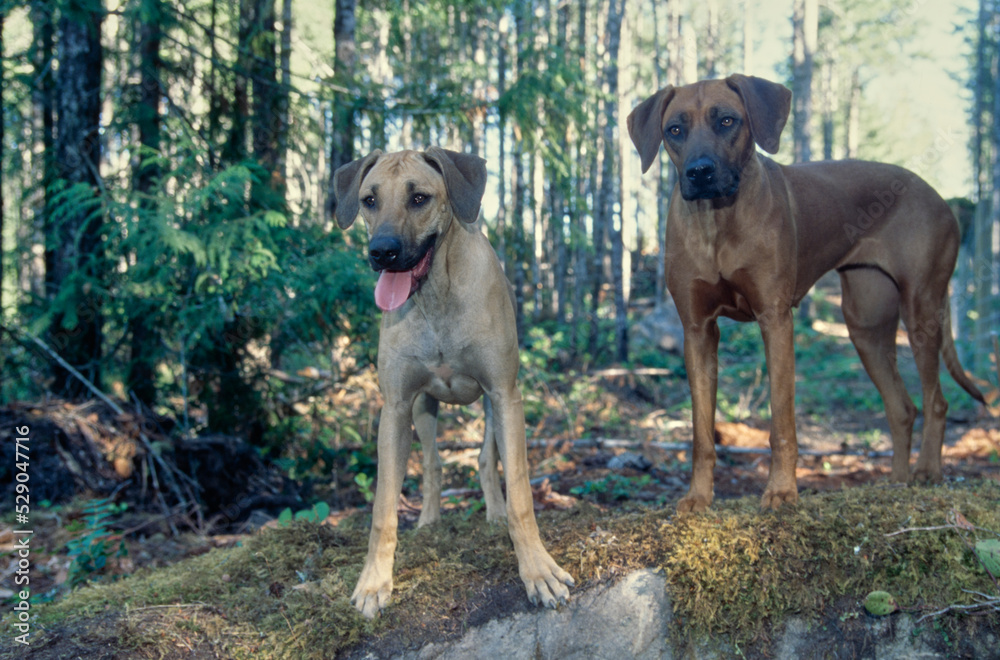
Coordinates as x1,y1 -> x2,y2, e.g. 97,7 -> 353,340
352,399 -> 412,618
489,386 -> 574,607
758,306 -> 799,509
679,320 -> 720,512
414,394 -> 442,528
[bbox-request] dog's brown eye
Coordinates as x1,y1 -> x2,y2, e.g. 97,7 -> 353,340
412,193 -> 428,206
668,125 -> 682,137
720,117 -> 734,128
362,195 -> 376,208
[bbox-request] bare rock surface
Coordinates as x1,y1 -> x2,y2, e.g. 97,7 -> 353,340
365,569 -> 999,660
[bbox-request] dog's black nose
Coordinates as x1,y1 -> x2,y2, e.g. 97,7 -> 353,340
685,157 -> 716,186
369,236 -> 402,270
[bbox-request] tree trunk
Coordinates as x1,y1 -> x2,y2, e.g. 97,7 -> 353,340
571,0 -> 589,341
844,68 -> 861,158
50,0 -> 105,396
278,0 -> 292,186
512,3 -> 529,342
0,9 -> 5,318
821,53 -> 835,160
552,0 -> 570,325
207,0 -> 220,169
704,0 -> 718,79
32,0 -> 55,300
128,0 -> 163,405
977,2 -> 1000,372
227,0 -> 251,163
791,0 -> 817,163
604,0 -> 628,363
742,0 -> 754,75
496,15 -> 508,267
250,0 -> 279,185
327,0 -> 356,217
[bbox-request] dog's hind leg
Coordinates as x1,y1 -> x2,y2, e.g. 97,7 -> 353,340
840,268 -> 917,482
902,289 -> 951,483
414,394 -> 442,528
480,396 -> 506,522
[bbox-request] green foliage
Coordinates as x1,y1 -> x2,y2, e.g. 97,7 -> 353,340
570,473 -> 654,503
277,501 -> 332,526
353,473 -> 374,503
65,499 -> 128,589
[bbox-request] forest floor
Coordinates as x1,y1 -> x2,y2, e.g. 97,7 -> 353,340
2,301 -> 1000,658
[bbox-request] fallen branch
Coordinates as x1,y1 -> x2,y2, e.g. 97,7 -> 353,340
916,593 -> 1000,623
589,367 -> 674,378
518,437 -> 893,458
20,329 -> 126,416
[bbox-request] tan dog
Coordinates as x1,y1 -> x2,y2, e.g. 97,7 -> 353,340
627,75 -> 984,513
333,147 -> 574,618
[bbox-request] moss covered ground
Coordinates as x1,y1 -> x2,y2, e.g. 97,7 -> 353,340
7,480 -> 998,659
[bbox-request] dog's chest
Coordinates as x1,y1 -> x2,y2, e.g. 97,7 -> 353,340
384,321 -> 486,406
423,361 -> 482,405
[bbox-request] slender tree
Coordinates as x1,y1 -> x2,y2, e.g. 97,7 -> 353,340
227,0 -> 251,163
31,0 -> 55,297
0,7 -> 4,318
128,0 -> 163,405
250,0 -> 279,184
975,0 -> 1000,372
278,0 -> 292,186
792,0 -> 817,163
604,0 -> 628,362
50,0 -> 105,396
571,0 -> 589,339
327,0 -> 356,217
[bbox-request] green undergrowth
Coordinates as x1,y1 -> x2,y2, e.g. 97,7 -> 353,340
23,481 -> 1000,658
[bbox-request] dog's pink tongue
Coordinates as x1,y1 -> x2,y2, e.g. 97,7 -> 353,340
375,269 -> 413,312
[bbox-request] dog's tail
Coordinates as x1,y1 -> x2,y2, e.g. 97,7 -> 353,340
940,297 -> 986,404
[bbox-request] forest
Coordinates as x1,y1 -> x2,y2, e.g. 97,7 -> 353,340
0,0 -> 999,655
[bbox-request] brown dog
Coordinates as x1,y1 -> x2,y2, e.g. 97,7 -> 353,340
333,147 -> 574,618
627,75 -> 984,512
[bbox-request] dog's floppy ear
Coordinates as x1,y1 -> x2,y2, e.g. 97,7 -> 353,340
627,86 -> 675,174
332,150 -> 383,229
423,147 -> 488,224
726,74 -> 791,155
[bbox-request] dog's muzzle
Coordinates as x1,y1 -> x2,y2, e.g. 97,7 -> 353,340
680,156 -> 740,201
369,235 -> 403,271
369,233 -> 438,312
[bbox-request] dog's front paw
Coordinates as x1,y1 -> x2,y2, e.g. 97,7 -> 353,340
677,493 -> 712,513
911,465 -> 943,484
351,562 -> 394,619
760,485 -> 798,510
888,468 -> 911,484
416,508 -> 441,528
520,553 -> 575,609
